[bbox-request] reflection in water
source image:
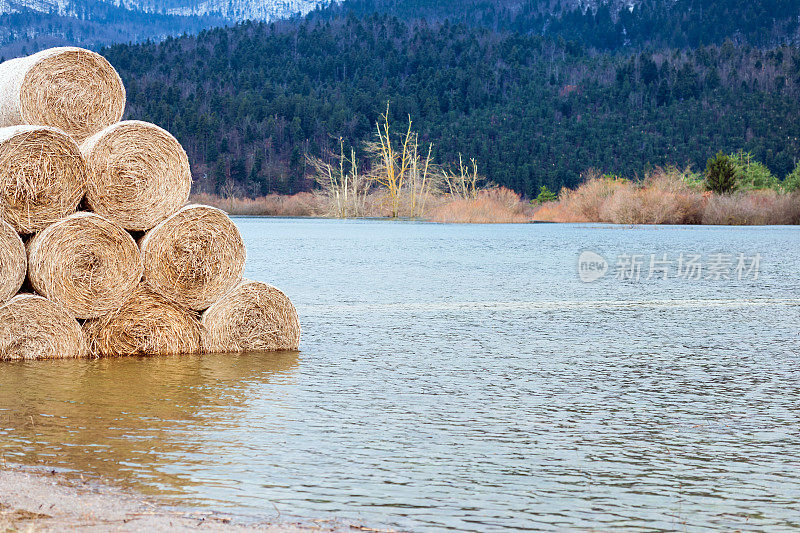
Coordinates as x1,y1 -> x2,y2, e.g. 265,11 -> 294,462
0,351 -> 299,497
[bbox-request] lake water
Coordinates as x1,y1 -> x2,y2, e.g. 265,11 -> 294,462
2,219 -> 800,531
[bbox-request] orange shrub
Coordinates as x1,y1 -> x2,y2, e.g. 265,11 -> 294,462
535,168 -> 707,225
426,187 -> 533,223
702,190 -> 800,225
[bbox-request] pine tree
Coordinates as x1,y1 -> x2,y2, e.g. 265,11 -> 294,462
705,152 -> 737,194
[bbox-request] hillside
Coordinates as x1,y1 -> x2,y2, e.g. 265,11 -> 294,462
327,0 -> 800,50
103,13 -> 800,197
6,0 -> 800,57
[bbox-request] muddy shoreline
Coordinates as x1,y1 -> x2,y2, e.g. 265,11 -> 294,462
0,465 -> 349,532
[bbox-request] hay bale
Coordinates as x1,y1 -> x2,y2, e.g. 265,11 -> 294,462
81,120 -> 192,231
0,294 -> 88,360
0,47 -> 126,143
201,280 -> 300,353
83,286 -> 202,356
0,219 -> 25,303
140,204 -> 245,310
0,125 -> 86,233
27,212 -> 143,319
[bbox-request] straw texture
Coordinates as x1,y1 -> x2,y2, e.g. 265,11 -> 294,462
0,294 -> 88,360
27,212 -> 143,319
0,47 -> 126,143
140,204 -> 245,310
0,125 -> 86,233
201,280 -> 301,353
81,120 -> 192,231
83,286 -> 202,356
0,218 -> 25,303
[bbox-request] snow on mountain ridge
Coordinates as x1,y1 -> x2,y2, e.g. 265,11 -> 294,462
0,0 -> 329,21
167,0 -> 325,20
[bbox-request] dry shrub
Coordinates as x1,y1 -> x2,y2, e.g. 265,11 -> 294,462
0,294 -> 88,360
191,192 -> 323,217
426,186 -> 533,223
27,212 -> 143,319
0,47 -> 125,143
560,174 -> 628,222
599,172 -> 704,224
81,120 -> 192,231
0,219 -> 25,303
702,190 -> 800,225
140,204 -> 245,310
531,201 -> 584,223
535,168 -> 705,224
0,125 -> 86,233
83,286 -> 201,356
201,280 -> 300,353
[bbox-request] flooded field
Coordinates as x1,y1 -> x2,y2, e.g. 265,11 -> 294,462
2,220 -> 800,531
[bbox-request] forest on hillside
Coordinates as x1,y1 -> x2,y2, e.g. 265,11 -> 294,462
102,1 -> 800,197
330,0 -> 800,50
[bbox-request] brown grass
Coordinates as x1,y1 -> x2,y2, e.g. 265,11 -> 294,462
27,212 -> 143,319
0,294 -> 88,360
140,204 -> 245,311
81,120 -> 192,231
534,168 -> 800,225
426,187 -> 533,223
0,47 -> 126,143
0,125 -> 86,233
83,285 -> 202,356
201,280 -> 300,353
702,190 -> 800,225
191,192 -> 323,217
0,218 -> 25,303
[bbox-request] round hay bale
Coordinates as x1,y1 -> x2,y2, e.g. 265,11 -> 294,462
81,120 -> 192,231
83,286 -> 202,356
201,280 -> 300,353
0,294 -> 88,360
0,47 -> 126,143
0,218 -> 25,303
140,204 -> 245,310
27,212 -> 143,319
0,125 -> 86,233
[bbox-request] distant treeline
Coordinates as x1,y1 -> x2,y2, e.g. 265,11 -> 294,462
102,3 -> 800,197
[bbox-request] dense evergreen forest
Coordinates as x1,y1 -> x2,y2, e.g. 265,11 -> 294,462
103,1 -> 800,197
331,0 -> 800,50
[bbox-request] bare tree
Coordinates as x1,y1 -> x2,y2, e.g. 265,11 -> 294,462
307,138 -> 371,218
442,154 -> 481,200
365,102 -> 437,217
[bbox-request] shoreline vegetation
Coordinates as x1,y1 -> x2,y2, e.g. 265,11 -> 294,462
194,151 -> 800,225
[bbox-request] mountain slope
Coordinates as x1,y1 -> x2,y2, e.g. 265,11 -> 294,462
325,0 -> 800,49
103,16 -> 800,197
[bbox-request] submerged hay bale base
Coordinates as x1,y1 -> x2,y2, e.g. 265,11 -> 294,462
0,47 -> 126,143
140,204 -> 245,310
0,219 -> 25,303
81,120 -> 192,231
27,212 -> 143,319
202,280 -> 301,353
0,125 -> 86,233
0,294 -> 88,360
84,286 -> 202,356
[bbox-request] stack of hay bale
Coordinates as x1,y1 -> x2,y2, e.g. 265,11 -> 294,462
0,47 -> 301,360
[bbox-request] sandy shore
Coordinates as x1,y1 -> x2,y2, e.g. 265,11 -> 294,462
0,466 -> 352,532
